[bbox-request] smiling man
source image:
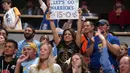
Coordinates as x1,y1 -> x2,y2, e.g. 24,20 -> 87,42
17,26 -> 40,57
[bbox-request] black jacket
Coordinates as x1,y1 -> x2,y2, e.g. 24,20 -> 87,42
0,56 -> 23,73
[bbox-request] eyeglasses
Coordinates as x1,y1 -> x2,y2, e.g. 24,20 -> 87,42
43,38 -> 49,41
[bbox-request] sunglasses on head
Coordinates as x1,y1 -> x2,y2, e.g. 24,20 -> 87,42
43,37 -> 49,40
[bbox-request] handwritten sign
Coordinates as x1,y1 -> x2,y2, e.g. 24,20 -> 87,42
50,0 -> 79,19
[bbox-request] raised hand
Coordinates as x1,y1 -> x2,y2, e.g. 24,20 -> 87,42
78,8 -> 82,17
86,30 -> 94,43
46,9 -> 54,21
96,29 -> 106,51
46,11 -> 51,20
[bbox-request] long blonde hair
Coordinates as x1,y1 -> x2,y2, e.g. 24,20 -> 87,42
37,43 -> 55,73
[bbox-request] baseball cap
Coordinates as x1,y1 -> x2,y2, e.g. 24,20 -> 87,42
96,19 -> 109,26
23,42 -> 38,52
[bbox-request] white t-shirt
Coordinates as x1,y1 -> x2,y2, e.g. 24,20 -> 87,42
40,1 -> 47,13
3,7 -> 22,30
29,63 -> 62,73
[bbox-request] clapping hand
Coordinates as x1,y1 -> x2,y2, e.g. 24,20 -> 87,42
95,29 -> 106,51
78,8 -> 82,17
95,29 -> 105,41
86,30 -> 94,43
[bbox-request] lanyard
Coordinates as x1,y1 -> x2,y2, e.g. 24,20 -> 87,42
2,59 -> 10,73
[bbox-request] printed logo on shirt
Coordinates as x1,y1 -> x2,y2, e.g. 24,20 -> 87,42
1,69 -> 10,73
23,65 -> 31,73
98,42 -> 103,52
58,48 -> 72,63
11,65 -> 16,69
6,14 -> 12,24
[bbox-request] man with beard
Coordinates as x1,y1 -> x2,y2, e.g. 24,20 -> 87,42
0,39 -> 23,73
17,26 -> 40,57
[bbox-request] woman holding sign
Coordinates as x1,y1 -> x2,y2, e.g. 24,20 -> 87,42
49,9 -> 82,72
38,0 -> 58,30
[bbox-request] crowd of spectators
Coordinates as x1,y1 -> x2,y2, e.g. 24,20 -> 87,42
0,0 -> 130,73
0,0 -> 130,31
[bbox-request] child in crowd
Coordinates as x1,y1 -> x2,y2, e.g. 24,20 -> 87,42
117,42 -> 128,61
1,0 -> 22,30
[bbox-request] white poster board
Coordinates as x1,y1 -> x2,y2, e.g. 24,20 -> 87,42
50,0 -> 79,19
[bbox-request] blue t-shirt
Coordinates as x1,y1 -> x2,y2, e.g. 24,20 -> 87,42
52,46 -> 57,56
128,46 -> 130,56
22,58 -> 39,73
100,47 -> 116,73
39,10 -> 58,30
89,33 -> 120,69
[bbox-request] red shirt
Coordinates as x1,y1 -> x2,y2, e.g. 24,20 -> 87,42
108,10 -> 130,27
